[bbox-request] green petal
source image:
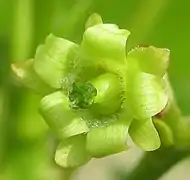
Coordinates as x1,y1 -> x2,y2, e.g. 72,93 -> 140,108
34,34 -> 79,88
129,118 -> 161,151
127,46 -> 170,77
90,73 -> 121,115
39,91 -> 89,139
11,59 -> 55,95
86,120 -> 129,157
85,13 -> 103,29
81,24 -> 130,62
55,135 -> 90,168
127,72 -> 168,119
153,118 -> 174,146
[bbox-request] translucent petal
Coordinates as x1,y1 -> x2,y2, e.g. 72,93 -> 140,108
34,34 -> 79,88
129,118 -> 160,151
39,91 -> 89,139
55,135 -> 90,168
11,59 -> 54,95
127,46 -> 170,77
81,24 -> 130,62
127,71 -> 168,119
86,120 -> 129,157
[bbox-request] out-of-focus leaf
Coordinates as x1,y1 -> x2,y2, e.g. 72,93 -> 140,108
55,135 -> 90,168
86,120 -> 129,157
129,118 -> 160,151
17,94 -> 49,140
39,91 -> 89,139
11,59 -> 55,95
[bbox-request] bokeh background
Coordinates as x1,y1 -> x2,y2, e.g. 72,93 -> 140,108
0,0 -> 190,180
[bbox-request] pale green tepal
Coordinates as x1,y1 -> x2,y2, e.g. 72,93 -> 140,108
11,13 -> 172,168
39,91 -> 90,139
55,135 -> 91,168
34,34 -> 79,89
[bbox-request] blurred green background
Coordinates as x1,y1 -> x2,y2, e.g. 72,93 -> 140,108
0,0 -> 190,179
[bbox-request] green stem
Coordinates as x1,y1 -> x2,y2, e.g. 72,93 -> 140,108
63,168 -> 76,180
162,75 -> 190,146
123,147 -> 190,180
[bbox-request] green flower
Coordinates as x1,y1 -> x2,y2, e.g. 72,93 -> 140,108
12,14 -> 172,168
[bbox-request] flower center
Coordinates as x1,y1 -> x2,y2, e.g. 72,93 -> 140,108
68,82 -> 97,109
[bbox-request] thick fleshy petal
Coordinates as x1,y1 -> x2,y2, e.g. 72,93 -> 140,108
127,71 -> 168,119
55,135 -> 90,168
127,46 -> 170,77
90,73 -> 121,115
81,24 -> 130,62
86,120 -> 129,157
39,91 -> 89,139
34,34 -> 79,88
129,118 -> 160,151
11,59 -> 54,95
